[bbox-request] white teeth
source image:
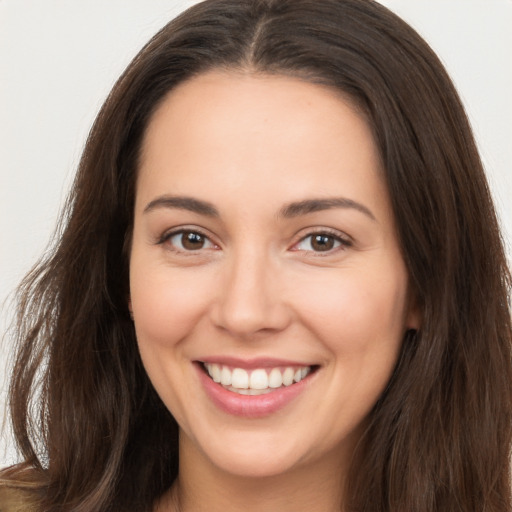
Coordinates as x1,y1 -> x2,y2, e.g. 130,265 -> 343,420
249,369 -> 268,390
220,366 -> 232,386
282,367 -> 294,386
211,364 -> 221,383
231,368 -> 249,389
204,363 -> 312,393
268,368 -> 283,388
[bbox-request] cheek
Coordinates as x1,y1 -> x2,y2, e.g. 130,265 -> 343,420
130,264 -> 212,348
129,263 -> 211,424
294,265 -> 410,353
293,268 -> 409,431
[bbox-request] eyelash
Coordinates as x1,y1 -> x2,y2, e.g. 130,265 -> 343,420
157,227 -> 352,255
157,228 -> 217,254
292,229 -> 352,254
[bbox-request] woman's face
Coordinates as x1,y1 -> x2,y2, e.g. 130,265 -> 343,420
130,71 -> 419,478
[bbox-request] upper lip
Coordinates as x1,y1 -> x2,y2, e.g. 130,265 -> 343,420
198,356 -> 315,369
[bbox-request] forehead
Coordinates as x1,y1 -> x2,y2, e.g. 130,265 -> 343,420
141,71 -> 371,159
136,71 -> 390,222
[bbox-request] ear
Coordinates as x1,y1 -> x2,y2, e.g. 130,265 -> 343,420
128,297 -> 134,320
405,288 -> 422,331
406,308 -> 421,331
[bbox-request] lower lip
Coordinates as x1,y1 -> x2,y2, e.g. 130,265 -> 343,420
196,364 -> 313,418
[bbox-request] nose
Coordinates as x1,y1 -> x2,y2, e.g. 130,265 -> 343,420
210,248 -> 292,338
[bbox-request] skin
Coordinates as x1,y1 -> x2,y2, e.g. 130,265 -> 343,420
129,71 -> 420,512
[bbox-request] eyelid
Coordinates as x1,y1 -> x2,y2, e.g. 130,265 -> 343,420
156,226 -> 219,251
290,227 -> 353,253
155,225 -> 352,255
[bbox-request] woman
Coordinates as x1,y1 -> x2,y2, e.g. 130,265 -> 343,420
1,0 -> 511,510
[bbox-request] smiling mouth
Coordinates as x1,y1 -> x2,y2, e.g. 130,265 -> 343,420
201,363 -> 316,396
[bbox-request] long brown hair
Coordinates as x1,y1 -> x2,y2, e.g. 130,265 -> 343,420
2,0 -> 511,510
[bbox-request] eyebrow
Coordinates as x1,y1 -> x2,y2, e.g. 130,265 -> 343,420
144,195 -> 219,216
143,195 -> 376,222
280,197 -> 376,221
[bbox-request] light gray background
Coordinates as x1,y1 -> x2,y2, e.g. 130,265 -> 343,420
1,0 -> 511,467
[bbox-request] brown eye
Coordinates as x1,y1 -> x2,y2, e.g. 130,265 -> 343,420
181,231 -> 205,250
294,232 -> 347,253
166,230 -> 214,251
310,234 -> 335,251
